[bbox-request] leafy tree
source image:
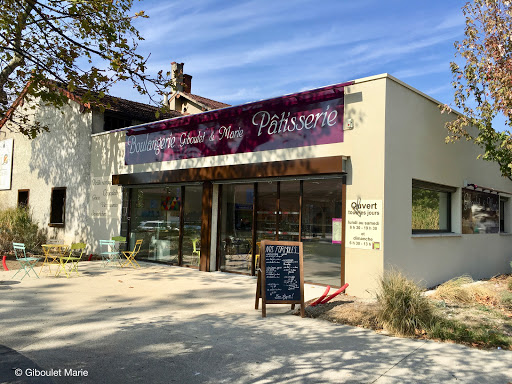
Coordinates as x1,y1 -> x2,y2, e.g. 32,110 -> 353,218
443,0 -> 512,181
0,0 -> 172,138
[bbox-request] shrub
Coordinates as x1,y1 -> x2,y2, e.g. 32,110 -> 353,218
0,206 -> 47,254
376,269 -> 433,336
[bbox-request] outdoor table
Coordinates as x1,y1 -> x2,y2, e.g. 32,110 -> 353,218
40,244 -> 69,274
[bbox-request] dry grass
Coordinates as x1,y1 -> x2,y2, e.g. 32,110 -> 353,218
376,270 -> 434,336
432,275 -> 475,303
305,273 -> 512,349
432,275 -> 503,308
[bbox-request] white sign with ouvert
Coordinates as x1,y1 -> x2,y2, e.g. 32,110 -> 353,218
90,176 -> 122,219
346,200 -> 382,250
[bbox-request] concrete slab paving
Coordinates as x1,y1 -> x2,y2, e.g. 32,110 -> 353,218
0,262 -> 511,383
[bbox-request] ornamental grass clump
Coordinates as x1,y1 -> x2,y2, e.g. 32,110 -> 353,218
376,270 -> 433,336
432,275 -> 474,304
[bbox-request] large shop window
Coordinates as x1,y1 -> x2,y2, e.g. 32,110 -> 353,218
127,185 -> 202,267
412,180 -> 455,233
218,178 -> 343,287
49,187 -> 66,227
219,183 -> 254,273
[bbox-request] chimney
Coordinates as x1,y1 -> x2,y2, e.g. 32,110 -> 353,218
183,74 -> 192,94
171,62 -> 184,92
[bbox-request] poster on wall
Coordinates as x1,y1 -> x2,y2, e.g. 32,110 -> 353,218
462,188 -> 499,234
346,200 -> 382,250
90,176 -> 122,219
0,138 -> 13,190
332,218 -> 342,244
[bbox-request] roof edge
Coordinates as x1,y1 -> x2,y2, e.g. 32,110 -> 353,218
352,73 -> 461,116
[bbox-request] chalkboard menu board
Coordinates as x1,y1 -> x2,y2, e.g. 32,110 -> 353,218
255,240 -> 304,317
462,188 -> 500,234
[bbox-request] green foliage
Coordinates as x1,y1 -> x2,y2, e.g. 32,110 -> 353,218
411,206 -> 440,230
411,188 -> 440,230
376,270 -> 434,336
428,317 -> 511,349
443,1 -> 512,181
0,0 -> 173,137
500,291 -> 512,310
0,206 -> 46,254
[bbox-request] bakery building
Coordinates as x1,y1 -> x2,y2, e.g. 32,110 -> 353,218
87,73 -> 512,297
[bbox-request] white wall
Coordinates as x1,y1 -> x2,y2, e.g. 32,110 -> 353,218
0,99 -> 93,245
383,76 -> 512,289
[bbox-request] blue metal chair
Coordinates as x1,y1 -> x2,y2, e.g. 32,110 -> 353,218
12,242 -> 40,280
99,240 -> 121,267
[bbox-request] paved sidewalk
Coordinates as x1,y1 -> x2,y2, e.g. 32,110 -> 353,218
0,262 -> 511,384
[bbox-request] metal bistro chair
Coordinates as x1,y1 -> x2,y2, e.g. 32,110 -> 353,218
121,239 -> 143,268
12,242 -> 40,280
100,240 -> 121,267
56,243 -> 86,278
192,238 -> 201,266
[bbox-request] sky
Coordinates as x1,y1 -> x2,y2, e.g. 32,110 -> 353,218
110,0 -> 469,114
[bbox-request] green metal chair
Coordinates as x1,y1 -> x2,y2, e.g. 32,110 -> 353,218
12,242 -> 40,280
56,243 -> 86,278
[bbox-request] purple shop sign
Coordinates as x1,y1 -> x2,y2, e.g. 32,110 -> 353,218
125,83 -> 349,165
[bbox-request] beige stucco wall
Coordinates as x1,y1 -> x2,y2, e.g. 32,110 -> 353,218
342,77 -> 386,297
169,94 -> 205,115
0,99 -> 93,245
383,76 -> 512,289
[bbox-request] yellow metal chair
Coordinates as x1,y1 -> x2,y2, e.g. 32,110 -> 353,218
56,243 -> 86,278
192,238 -> 200,265
121,239 -> 143,268
247,241 -> 261,271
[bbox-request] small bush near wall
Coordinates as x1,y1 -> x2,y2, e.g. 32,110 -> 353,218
376,269 -> 434,336
0,206 -> 47,254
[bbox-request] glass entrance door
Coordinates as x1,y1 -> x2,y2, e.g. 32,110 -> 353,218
218,177 -> 344,286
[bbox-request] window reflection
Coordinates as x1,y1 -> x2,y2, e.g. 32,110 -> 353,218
219,184 -> 254,273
